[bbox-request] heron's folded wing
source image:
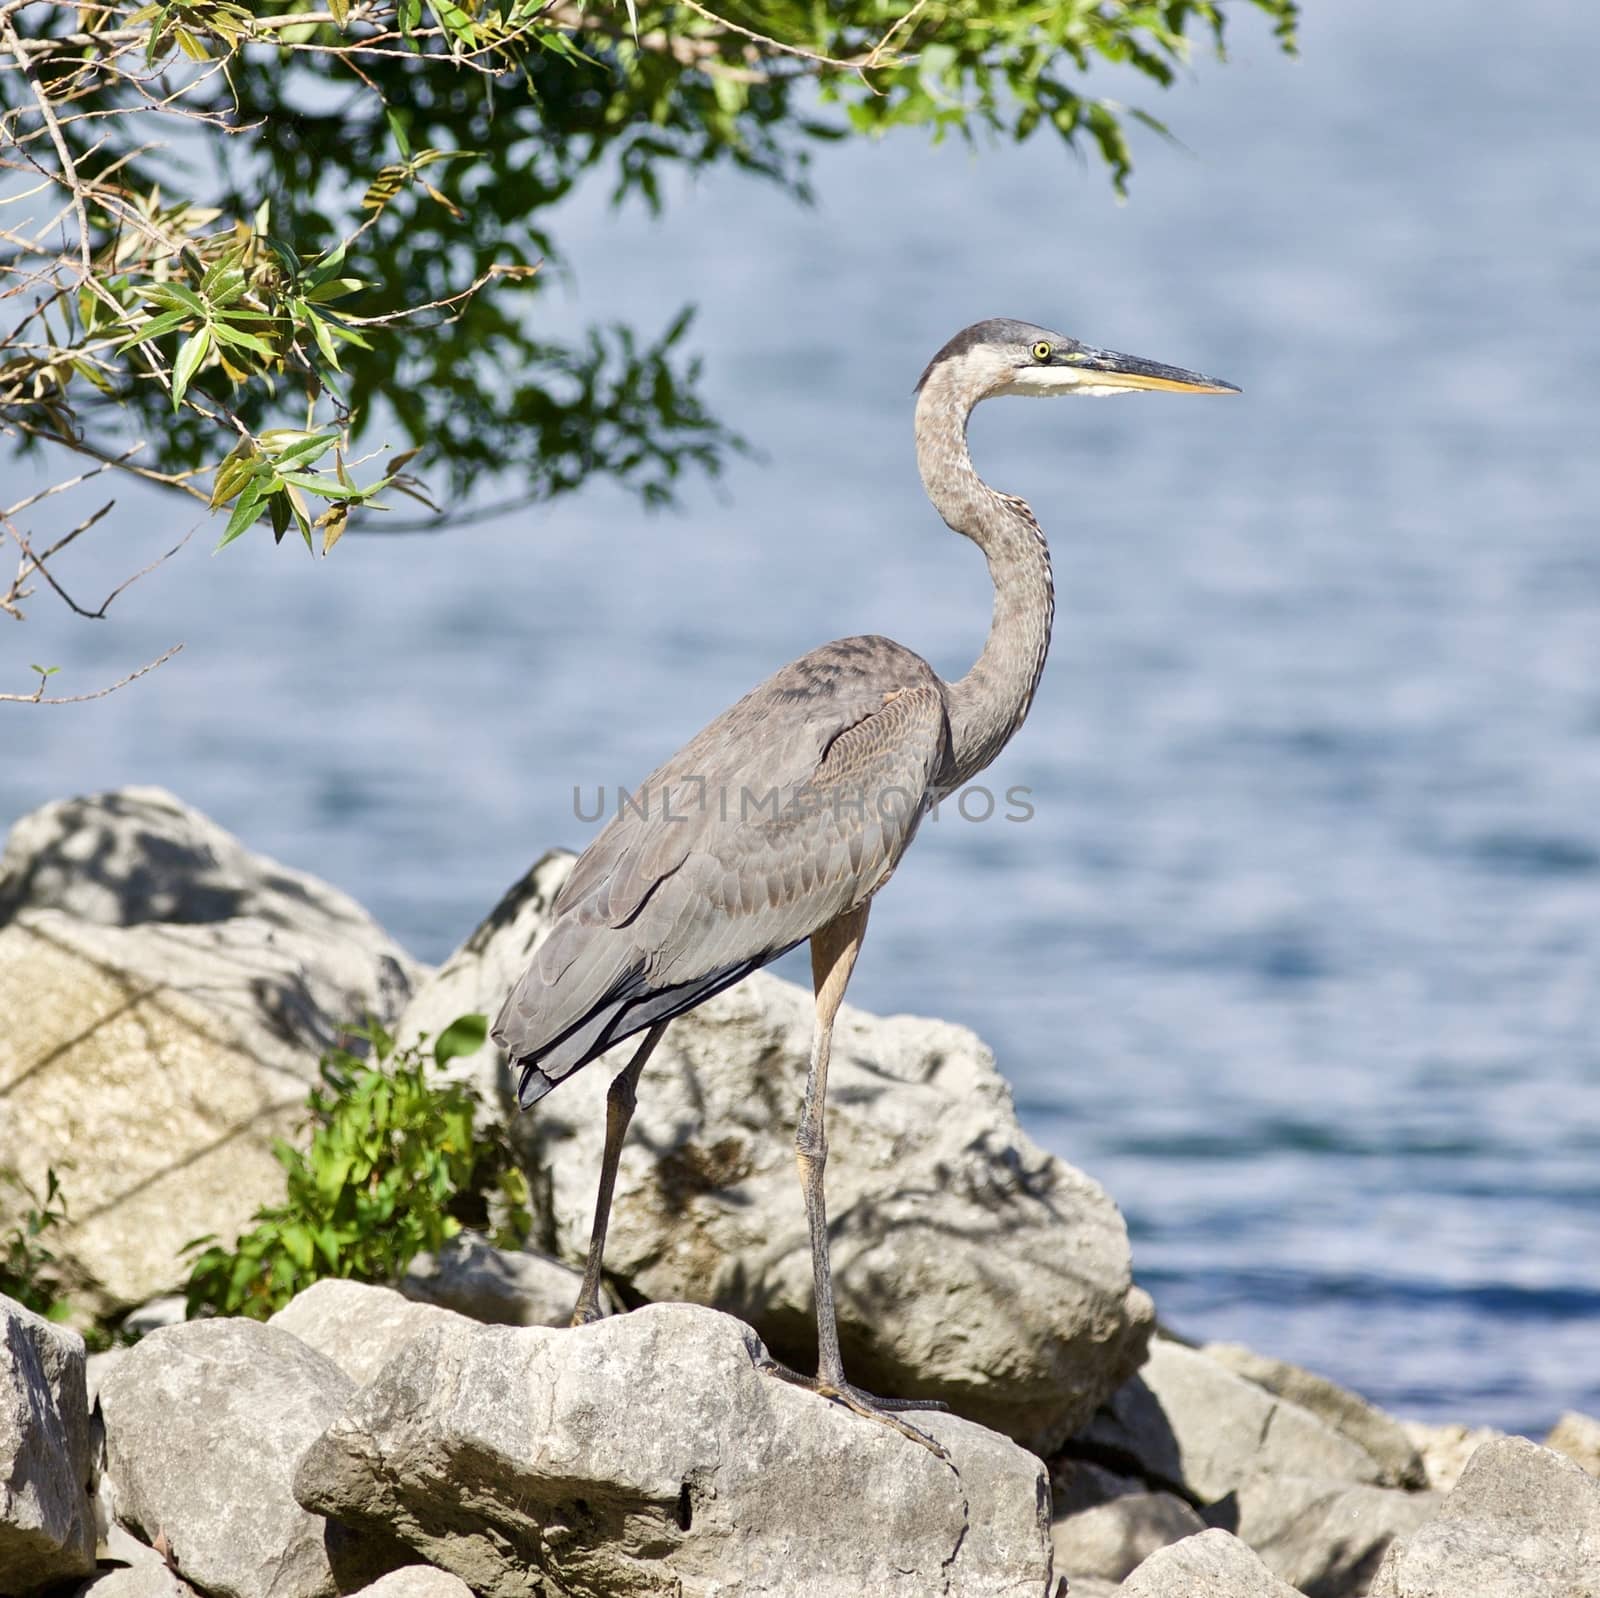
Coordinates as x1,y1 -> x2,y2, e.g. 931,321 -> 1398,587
493,661 -> 949,1074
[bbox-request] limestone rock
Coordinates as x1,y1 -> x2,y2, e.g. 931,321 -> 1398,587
344,1571 -> 472,1598
390,850 -> 573,1106
1078,1338 -> 1383,1506
399,1232 -> 615,1327
295,1301 -> 1053,1598
70,1530 -> 204,1598
85,1349 -> 128,1411
98,1318 -> 403,1598
1370,1435 -> 1600,1598
1204,1341 -> 1426,1488
392,853 -> 1150,1453
1049,1459 -> 1145,1519
1401,1420 -> 1504,1494
73,1564 -> 202,1598
121,1298 -> 188,1340
1212,1473 -> 1440,1598
0,1296 -> 96,1594
1050,1488 -> 1204,1585
268,1280 -> 479,1389
1116,1528 -> 1303,1596
0,789 -> 423,1312
1543,1410 -> 1600,1477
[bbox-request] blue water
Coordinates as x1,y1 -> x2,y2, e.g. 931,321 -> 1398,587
4,0 -> 1597,1434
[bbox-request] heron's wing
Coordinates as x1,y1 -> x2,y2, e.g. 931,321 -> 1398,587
492,638 -> 950,1093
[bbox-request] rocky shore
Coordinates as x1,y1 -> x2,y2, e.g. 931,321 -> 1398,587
2,789 -> 1596,1597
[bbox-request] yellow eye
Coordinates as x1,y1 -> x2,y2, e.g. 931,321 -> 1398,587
1032,341 -> 1053,362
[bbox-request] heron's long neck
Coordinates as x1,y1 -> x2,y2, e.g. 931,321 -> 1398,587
915,373 -> 1055,787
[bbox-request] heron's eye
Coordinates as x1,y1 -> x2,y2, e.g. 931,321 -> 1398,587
1031,341 -> 1053,363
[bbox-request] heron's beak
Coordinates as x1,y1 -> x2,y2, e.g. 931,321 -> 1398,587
1075,347 -> 1240,395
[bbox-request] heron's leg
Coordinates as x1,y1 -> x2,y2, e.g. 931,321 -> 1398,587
569,1020 -> 669,1328
761,903 -> 949,1460
795,902 -> 868,1385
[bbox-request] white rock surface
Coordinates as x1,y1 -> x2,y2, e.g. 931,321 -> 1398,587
268,1280 -> 477,1389
390,851 -> 572,1106
399,1231 -> 615,1326
98,1319 -> 403,1598
1,1296 -> 96,1593
393,853 -> 1150,1452
1401,1420 -> 1505,1494
69,1530 -> 203,1598
295,1301 -> 1054,1598
1079,1338 -> 1383,1505
1203,1341 -> 1425,1488
1369,1435 -> 1600,1598
1116,1528 -> 1303,1596
345,1570 -> 472,1598
1050,1488 -> 1205,1585
1217,1473 -> 1439,1598
1542,1410 -> 1600,1478
0,789 -> 423,1311
72,1563 -> 202,1598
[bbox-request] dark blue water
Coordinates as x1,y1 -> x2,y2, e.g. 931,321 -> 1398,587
4,0 -> 1597,1433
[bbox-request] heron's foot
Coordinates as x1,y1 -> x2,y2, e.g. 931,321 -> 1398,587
568,1296 -> 605,1329
755,1355 -> 951,1460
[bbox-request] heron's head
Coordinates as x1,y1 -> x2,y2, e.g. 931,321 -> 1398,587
915,318 -> 1239,404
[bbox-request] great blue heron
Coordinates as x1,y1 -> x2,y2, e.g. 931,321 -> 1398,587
493,318 -> 1237,1451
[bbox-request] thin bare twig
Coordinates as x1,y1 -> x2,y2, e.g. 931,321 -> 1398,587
0,641 -> 182,703
343,258 -> 540,327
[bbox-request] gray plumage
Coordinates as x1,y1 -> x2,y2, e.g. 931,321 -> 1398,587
497,640 -> 950,1100
493,318 -> 1237,1109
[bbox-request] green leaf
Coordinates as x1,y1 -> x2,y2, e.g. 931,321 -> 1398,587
171,326 -> 213,409
116,309 -> 190,349
264,431 -> 340,468
385,106 -> 413,161
210,442 -> 259,507
304,278 -> 367,304
144,282 -> 208,316
305,310 -> 343,370
433,1014 -> 488,1066
211,322 -> 275,357
216,486 -> 265,549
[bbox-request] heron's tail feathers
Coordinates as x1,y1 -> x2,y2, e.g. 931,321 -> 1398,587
498,948 -> 787,1110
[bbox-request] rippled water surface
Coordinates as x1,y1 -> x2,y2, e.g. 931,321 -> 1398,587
5,1 -> 1597,1431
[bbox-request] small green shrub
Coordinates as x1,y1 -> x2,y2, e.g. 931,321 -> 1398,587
0,1165 -> 72,1319
184,1014 -> 530,1320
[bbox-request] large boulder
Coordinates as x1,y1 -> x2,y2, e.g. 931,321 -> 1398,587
0,789 -> 424,1311
1369,1435 -> 1600,1598
1078,1338 -> 1385,1506
392,854 -> 1150,1453
1,1296 -> 96,1593
295,1301 -> 1054,1598
1116,1527 -> 1303,1596
98,1318 -> 407,1598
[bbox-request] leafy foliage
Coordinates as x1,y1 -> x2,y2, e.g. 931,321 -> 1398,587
0,1165 -> 73,1320
2,1 -> 1297,559
184,1014 -> 531,1320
